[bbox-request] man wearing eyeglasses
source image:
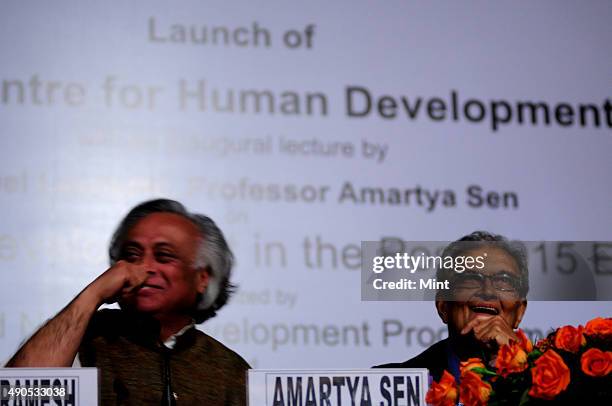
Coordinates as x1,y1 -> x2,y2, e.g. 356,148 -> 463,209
376,231 -> 529,382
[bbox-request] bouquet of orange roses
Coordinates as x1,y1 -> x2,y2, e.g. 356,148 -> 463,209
426,317 -> 611,405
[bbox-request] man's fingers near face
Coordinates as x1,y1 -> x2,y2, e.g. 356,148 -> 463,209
472,316 -> 500,334
460,315 -> 493,335
473,317 -> 518,346
123,265 -> 148,291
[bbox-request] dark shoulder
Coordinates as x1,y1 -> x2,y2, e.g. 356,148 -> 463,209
84,309 -> 126,337
89,308 -> 122,324
192,329 -> 251,370
373,339 -> 448,380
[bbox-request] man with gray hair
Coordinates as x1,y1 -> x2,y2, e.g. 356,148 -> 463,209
6,199 -> 249,405
376,231 -> 529,382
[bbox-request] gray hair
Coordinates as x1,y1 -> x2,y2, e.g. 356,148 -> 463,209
436,230 -> 529,299
108,199 -> 235,323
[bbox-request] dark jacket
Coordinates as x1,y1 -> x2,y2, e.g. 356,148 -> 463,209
79,309 -> 249,405
374,338 -> 450,382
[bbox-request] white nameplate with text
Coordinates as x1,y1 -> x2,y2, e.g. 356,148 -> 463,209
0,368 -> 98,406
248,369 -> 428,406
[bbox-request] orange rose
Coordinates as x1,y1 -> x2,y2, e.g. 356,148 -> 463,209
584,317 -> 612,337
460,358 -> 486,375
459,370 -> 492,406
516,329 -> 533,352
495,342 -> 528,377
554,325 -> 586,353
426,370 -> 458,406
529,349 -> 570,400
581,348 -> 612,377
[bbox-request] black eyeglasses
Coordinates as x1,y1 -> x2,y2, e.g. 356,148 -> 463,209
451,271 -> 522,295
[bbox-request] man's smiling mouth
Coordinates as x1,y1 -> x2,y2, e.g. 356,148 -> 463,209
140,283 -> 164,290
470,305 -> 500,316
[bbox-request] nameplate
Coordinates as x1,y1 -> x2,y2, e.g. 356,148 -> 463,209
0,368 -> 98,406
248,369 -> 428,406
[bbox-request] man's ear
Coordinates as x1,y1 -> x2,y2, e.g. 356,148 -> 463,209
435,300 -> 449,324
195,268 -> 210,294
513,300 -> 527,329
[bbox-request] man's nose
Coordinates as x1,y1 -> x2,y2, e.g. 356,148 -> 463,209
477,277 -> 498,298
142,254 -> 158,274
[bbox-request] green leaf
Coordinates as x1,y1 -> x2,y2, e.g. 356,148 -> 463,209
529,349 -> 542,359
472,367 -> 497,376
518,389 -> 531,406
